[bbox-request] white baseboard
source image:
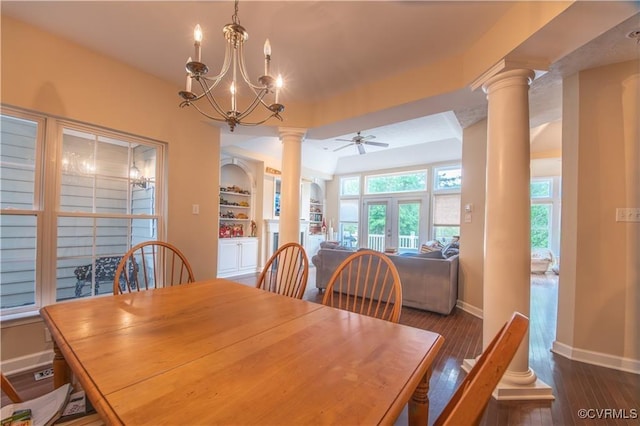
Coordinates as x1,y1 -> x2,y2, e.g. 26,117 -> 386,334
456,299 -> 483,319
552,341 -> 640,374
1,350 -> 54,376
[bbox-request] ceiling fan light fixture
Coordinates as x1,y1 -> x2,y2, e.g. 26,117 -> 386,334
333,131 -> 389,155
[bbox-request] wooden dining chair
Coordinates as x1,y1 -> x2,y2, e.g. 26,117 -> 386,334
433,311 -> 530,426
113,241 -> 195,294
322,249 -> 403,323
1,371 -> 23,403
257,242 -> 309,299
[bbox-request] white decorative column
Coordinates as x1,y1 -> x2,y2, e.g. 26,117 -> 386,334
467,67 -> 553,400
278,127 -> 306,245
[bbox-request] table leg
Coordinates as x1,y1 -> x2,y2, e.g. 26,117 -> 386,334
409,368 -> 431,426
52,340 -> 71,389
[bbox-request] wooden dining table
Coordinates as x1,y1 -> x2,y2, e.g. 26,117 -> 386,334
40,279 -> 444,425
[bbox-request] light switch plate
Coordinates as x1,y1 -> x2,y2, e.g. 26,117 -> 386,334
616,208 -> 640,222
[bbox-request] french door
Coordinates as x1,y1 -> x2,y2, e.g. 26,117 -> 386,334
362,196 -> 425,252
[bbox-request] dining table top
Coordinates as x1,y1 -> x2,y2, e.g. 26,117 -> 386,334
40,278 -> 444,425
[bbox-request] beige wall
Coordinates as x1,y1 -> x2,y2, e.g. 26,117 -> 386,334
1,17 -> 220,364
556,60 -> 639,363
458,119 -> 488,314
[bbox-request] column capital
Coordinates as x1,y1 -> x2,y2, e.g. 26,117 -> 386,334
483,69 -> 536,94
470,58 -> 545,91
278,127 -> 307,141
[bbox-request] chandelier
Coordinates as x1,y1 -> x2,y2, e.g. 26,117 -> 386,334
178,0 -> 284,132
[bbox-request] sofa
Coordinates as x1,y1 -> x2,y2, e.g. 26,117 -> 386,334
311,245 -> 459,315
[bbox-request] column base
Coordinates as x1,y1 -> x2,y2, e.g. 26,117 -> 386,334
462,358 -> 555,401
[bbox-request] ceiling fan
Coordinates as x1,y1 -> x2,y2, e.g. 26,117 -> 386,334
333,131 -> 389,155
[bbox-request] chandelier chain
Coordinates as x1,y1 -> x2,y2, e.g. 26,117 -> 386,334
232,0 -> 240,25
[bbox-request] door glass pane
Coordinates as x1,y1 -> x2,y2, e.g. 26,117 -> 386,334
0,214 -> 37,308
367,203 -> 386,251
531,204 -> 552,249
398,202 -> 420,252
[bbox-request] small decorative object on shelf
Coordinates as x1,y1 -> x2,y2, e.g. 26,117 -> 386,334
309,198 -> 324,235
220,185 -> 250,195
219,223 -> 244,238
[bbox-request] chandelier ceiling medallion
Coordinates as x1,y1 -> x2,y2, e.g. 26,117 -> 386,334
178,0 -> 284,132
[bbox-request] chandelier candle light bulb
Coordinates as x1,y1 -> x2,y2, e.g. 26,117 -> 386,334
264,39 -> 271,76
178,0 -> 285,132
276,74 -> 283,104
185,57 -> 192,92
194,24 -> 203,62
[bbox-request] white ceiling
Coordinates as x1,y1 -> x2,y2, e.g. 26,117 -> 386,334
2,1 -> 639,175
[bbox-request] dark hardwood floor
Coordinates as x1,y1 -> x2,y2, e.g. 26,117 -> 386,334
4,271 -> 638,425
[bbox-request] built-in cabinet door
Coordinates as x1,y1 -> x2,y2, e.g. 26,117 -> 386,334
217,237 -> 258,278
239,238 -> 258,271
218,239 -> 241,276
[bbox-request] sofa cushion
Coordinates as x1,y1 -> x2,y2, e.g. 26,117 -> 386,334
415,250 -> 445,259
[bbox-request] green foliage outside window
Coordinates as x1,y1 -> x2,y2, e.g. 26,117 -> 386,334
398,203 -> 419,236
531,204 -> 551,248
366,172 -> 426,194
367,204 -> 386,234
531,180 -> 552,198
340,176 -> 360,196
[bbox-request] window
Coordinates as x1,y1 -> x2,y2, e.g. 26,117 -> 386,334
365,171 -> 427,194
530,178 -> 559,251
340,176 -> 360,196
531,204 -> 552,249
531,180 -> 552,198
432,193 -> 461,242
432,166 -> 461,243
434,167 -> 462,190
0,112 -> 43,311
1,107 -> 165,316
339,199 -> 359,248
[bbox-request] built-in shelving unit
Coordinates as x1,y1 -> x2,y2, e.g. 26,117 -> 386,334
309,183 -> 324,235
218,162 -> 258,278
219,187 -> 252,237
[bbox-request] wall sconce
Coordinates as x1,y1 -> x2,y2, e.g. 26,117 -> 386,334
130,162 -> 149,189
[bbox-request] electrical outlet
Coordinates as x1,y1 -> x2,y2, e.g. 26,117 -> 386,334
34,367 -> 54,381
44,328 -> 52,342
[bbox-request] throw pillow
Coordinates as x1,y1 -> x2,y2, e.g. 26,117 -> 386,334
420,240 -> 443,253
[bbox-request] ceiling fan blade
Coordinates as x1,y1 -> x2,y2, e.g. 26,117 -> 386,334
364,141 -> 389,147
333,143 -> 353,152
361,134 -> 376,140
357,144 -> 366,155
335,138 -> 353,142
